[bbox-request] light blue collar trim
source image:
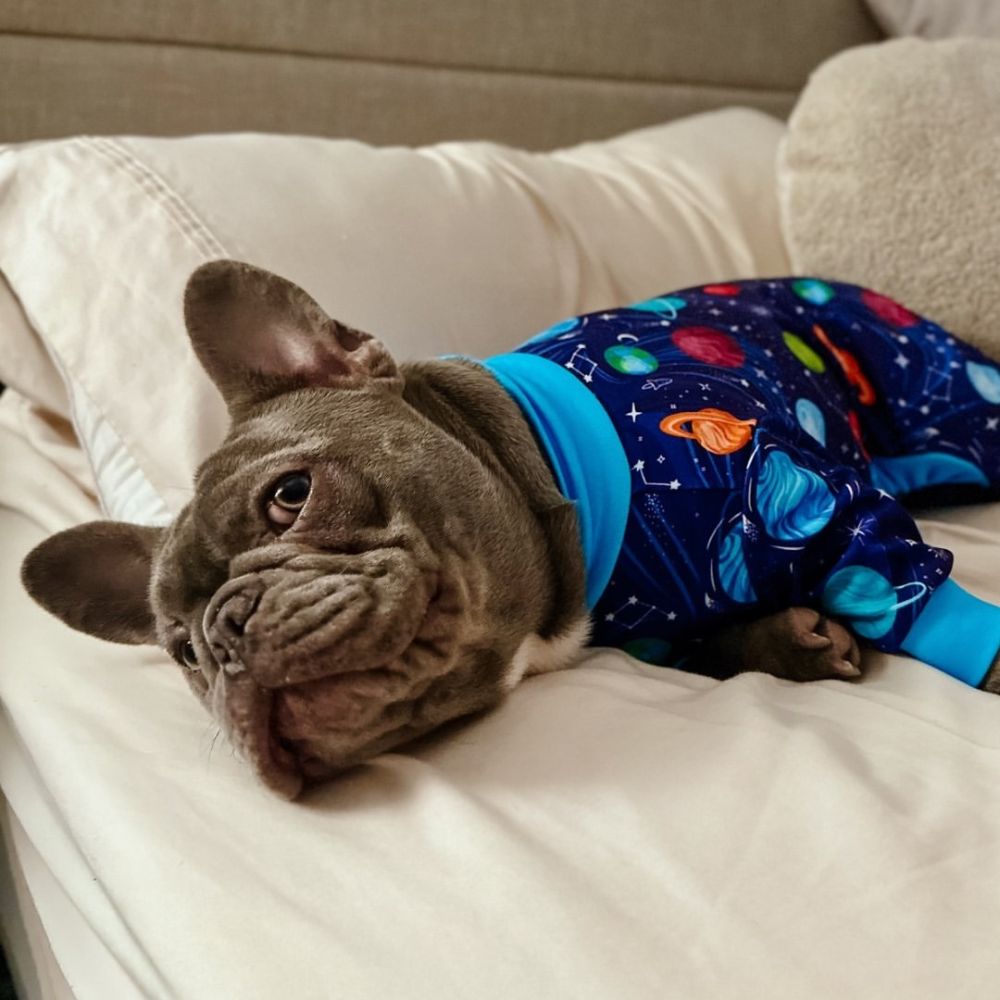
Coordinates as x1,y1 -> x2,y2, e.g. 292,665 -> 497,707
480,353 -> 631,609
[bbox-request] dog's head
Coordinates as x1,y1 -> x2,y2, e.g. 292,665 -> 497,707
22,261 -> 572,797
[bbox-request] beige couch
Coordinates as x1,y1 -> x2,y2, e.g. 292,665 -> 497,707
0,0 -> 882,148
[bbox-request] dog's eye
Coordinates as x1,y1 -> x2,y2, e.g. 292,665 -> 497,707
179,640 -> 198,670
265,472 -> 311,529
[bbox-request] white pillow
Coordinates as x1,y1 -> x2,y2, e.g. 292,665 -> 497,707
0,109 -> 789,524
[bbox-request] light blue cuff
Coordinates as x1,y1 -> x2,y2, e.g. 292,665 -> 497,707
900,578 -> 1000,686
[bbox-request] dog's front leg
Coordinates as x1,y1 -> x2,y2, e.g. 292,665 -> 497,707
689,607 -> 862,682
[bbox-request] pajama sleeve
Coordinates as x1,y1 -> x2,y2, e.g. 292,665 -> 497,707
740,443 -> 1000,686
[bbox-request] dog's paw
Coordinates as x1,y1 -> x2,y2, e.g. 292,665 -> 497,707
748,607 -> 862,682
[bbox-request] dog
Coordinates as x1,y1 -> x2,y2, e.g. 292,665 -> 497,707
21,261 -> 1000,798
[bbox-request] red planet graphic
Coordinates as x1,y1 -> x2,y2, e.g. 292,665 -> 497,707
702,283 -> 741,296
671,326 -> 745,367
861,289 -> 917,328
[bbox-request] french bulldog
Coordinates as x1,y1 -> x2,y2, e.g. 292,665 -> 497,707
21,262 -> 1000,798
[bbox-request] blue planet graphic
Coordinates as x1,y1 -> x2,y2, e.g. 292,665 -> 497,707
795,398 -> 827,446
718,524 -> 756,603
966,361 -> 1000,404
822,566 -> 928,639
791,279 -> 835,306
755,449 -> 836,541
623,636 -> 673,665
604,344 -> 659,375
629,295 -> 686,317
521,316 -> 579,347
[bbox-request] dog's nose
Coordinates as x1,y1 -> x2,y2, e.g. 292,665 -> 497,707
215,591 -> 257,637
205,587 -> 261,673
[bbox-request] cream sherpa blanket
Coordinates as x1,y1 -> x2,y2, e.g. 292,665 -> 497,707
779,38 -> 1000,359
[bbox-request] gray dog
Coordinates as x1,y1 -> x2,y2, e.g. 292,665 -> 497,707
28,261 -> 981,799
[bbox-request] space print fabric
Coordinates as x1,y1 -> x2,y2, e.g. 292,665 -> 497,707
509,278 -> 1000,668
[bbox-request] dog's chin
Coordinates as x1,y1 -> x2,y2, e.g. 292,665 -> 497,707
218,662 -> 470,799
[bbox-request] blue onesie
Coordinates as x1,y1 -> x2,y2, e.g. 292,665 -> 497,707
480,278 -> 1000,686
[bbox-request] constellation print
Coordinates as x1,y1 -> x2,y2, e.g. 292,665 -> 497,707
602,594 -> 678,630
921,364 -> 955,405
565,343 -> 598,383
632,460 -> 682,490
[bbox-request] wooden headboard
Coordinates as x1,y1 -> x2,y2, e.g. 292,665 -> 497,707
0,0 -> 883,149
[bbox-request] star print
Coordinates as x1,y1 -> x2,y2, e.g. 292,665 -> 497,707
740,379 -> 750,387
633,460 -> 645,472
600,313 -> 614,320
876,489 -> 894,500
919,405 -> 930,415
628,596 -> 638,605
730,326 -> 740,332
668,479 -> 681,490
699,383 -> 710,391
764,349 -> 774,357
626,402 -> 642,422
708,308 -> 722,316
987,417 -> 999,431
656,455 -> 666,464
604,613 -> 615,621
924,427 -> 940,438
754,368 -> 767,378
894,355 -> 909,369
667,612 -> 677,621
904,539 -> 919,547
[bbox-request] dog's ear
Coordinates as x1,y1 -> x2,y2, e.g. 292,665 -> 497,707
184,260 -> 401,412
21,522 -> 162,645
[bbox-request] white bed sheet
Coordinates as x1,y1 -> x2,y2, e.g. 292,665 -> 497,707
3,386 -> 1000,1000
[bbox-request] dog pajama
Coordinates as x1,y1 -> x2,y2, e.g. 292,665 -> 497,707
481,278 -> 1000,686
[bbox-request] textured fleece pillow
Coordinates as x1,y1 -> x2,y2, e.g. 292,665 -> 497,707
0,109 -> 789,524
779,38 -> 1000,359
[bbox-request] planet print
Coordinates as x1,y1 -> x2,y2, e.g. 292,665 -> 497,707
718,524 -> 756,603
966,361 -> 1000,404
521,315 -> 579,347
782,331 -> 826,373
860,289 -> 917,327
794,398 -> 826,445
623,636 -> 673,665
822,566 -> 928,639
847,410 -> 870,460
791,279 -> 835,305
660,409 -> 757,455
702,283 -> 741,296
672,326 -> 745,367
811,324 -> 876,404
604,344 -> 659,375
629,295 -> 686,316
755,449 -> 836,541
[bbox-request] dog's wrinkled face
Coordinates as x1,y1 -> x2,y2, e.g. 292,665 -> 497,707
22,261 -> 554,797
